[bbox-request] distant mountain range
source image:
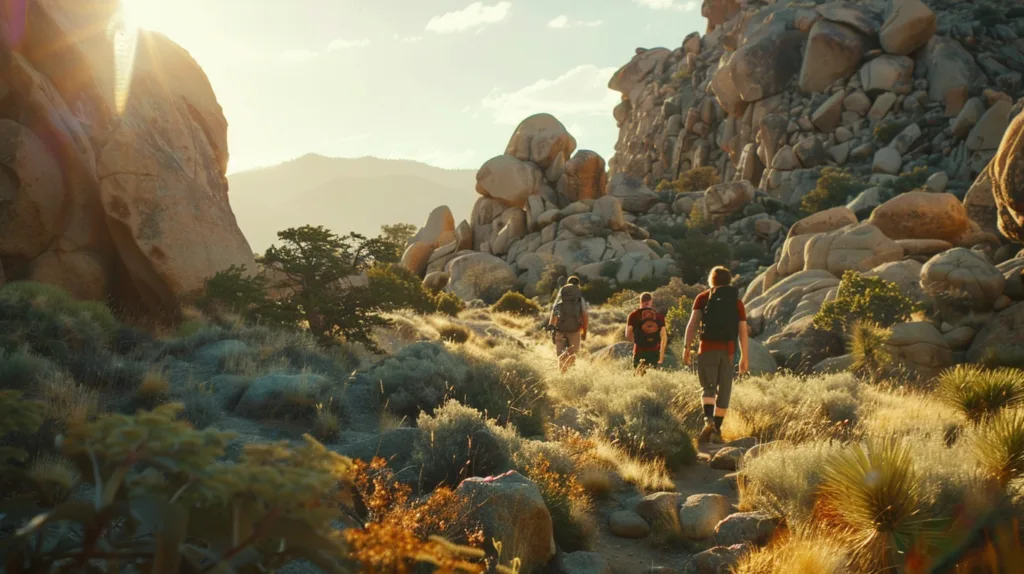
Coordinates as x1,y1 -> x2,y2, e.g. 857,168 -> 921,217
228,154 -> 477,253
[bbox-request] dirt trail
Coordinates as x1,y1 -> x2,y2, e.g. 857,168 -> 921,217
591,443 -> 741,572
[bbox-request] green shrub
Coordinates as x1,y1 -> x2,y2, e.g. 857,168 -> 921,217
413,400 -> 512,489
437,321 -> 472,344
873,119 -> 913,145
818,437 -> 934,569
880,166 -> 931,199
673,233 -> 732,284
0,390 -> 44,467
491,292 -> 542,316
848,321 -> 895,384
524,456 -> 597,552
580,278 -> 618,306
665,296 -> 693,340
938,365 -> 1024,423
371,342 -> 469,419
667,166 -> 720,194
813,271 -> 918,333
367,263 -> 436,314
536,263 -> 569,302
600,260 -> 623,279
432,291 -> 465,316
461,348 -> 550,437
0,349 -> 56,391
733,241 -> 767,262
0,282 -> 116,333
971,408 -> 1024,487
800,167 -> 870,215
602,391 -> 697,470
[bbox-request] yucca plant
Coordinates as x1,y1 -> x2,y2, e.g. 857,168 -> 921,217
971,408 -> 1024,488
848,320 -> 894,384
937,365 -> 1024,423
817,437 -> 937,569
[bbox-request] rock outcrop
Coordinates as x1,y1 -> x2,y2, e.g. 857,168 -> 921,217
0,2 -> 254,312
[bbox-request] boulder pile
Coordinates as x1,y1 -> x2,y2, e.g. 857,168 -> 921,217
0,2 -> 254,313
402,114 -> 681,299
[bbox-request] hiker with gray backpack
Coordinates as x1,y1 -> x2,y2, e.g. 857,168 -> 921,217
682,266 -> 750,445
547,276 -> 589,372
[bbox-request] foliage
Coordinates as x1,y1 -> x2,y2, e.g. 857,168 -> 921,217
367,263 -> 436,314
672,232 -> 732,284
0,403 -> 357,573
535,263 -> 568,302
938,365 -> 1024,423
0,281 -> 117,334
522,456 -> 596,552
371,342 -> 469,419
491,292 -> 541,316
461,348 -> 550,437
874,118 -> 912,145
971,408 -> 1024,487
848,321 -> 895,384
433,292 -> 466,317
735,530 -> 850,574
0,390 -> 44,467
0,349 -> 56,391
800,167 -> 870,215
460,266 -> 522,305
665,166 -> 720,194
599,260 -> 622,280
437,322 -> 473,344
346,458 -> 503,573
377,222 -> 419,264
0,282 -> 115,363
665,296 -> 693,340
194,264 -> 290,324
733,241 -> 768,262
413,400 -> 512,489
813,271 -> 918,333
880,166 -> 931,200
601,391 -> 696,470
817,437 -> 936,569
579,278 -> 617,306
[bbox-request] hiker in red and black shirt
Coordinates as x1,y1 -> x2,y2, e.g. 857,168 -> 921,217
625,292 -> 667,376
683,266 -> 749,445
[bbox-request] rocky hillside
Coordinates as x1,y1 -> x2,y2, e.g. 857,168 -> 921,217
0,1 -> 253,314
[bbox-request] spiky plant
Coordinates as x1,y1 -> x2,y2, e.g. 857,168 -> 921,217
937,365 -> 1024,423
817,437 -> 936,569
848,320 -> 893,384
971,408 -> 1024,488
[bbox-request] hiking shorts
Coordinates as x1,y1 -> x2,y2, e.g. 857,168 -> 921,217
633,350 -> 660,372
697,350 -> 734,408
554,331 -> 581,357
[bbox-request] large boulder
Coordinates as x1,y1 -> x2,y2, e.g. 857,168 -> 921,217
988,108 -> 1024,243
967,100 -> 1013,153
859,55 -> 914,95
455,472 -> 556,570
964,166 -> 1000,238
729,28 -> 808,102
787,206 -> 858,239
746,339 -> 778,376
559,150 -> 607,202
868,191 -> 971,243
401,241 -> 435,277
966,303 -> 1024,363
804,222 -> 905,277
887,322 -> 953,381
879,0 -> 935,56
411,206 -> 456,248
744,270 -> 840,337
99,31 -> 256,312
715,512 -> 781,547
865,259 -> 924,301
505,114 -> 577,171
0,121 -> 65,260
999,258 -> 1024,300
799,20 -> 870,94
609,173 -> 659,213
609,48 -> 672,102
923,36 -> 983,104
446,252 -> 518,301
476,155 -> 543,208
921,248 -> 1007,311
703,0 -> 743,32
705,181 -> 755,216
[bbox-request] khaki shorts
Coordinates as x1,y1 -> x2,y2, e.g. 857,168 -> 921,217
554,331 -> 581,357
697,349 -> 734,409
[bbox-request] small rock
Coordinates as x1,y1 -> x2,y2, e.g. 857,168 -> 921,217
609,510 -> 651,539
679,494 -> 733,540
872,147 -> 902,175
710,447 -> 744,471
925,171 -> 948,193
715,511 -> 782,547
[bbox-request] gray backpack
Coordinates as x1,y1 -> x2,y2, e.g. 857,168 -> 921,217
555,284 -> 583,332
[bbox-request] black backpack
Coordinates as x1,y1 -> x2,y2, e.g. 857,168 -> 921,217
633,308 -> 662,348
555,284 -> 583,333
701,286 -> 740,343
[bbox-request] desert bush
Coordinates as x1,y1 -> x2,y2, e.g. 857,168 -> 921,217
800,167 -> 870,215
523,455 -> 597,552
0,281 -> 117,334
133,368 -> 170,409
579,277 -> 617,305
312,399 -> 341,441
600,390 -> 697,470
413,400 -> 512,489
371,342 -> 469,419
40,371 -> 99,430
600,260 -> 623,279
433,291 -> 465,316
665,296 -> 693,340
460,346 -> 550,436
817,437 -> 936,569
667,166 -> 720,193
0,284 -> 112,363
733,241 -> 768,262
367,263 -> 437,314
0,403 -> 359,572
437,321 -> 473,344
848,321 -> 895,383
180,383 -> 221,429
729,374 -> 862,442
735,529 -> 851,574
460,265 -> 522,305
672,232 -> 732,284
873,118 -> 913,145
813,271 -> 918,333
740,441 -> 840,524
937,365 -> 1024,423
971,408 -> 1024,487
0,348 -> 56,391
536,263 -> 569,302
491,292 -> 541,316
0,390 -> 44,468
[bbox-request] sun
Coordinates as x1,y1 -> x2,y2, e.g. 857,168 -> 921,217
119,0 -> 162,33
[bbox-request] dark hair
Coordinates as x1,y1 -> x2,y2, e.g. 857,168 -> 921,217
566,276 -> 581,286
709,266 -> 732,287
640,292 -> 653,303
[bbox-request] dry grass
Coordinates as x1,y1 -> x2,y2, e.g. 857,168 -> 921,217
592,440 -> 674,492
312,399 -> 341,441
40,372 -> 99,428
134,368 -> 170,408
728,373 -> 862,443
735,528 -> 851,574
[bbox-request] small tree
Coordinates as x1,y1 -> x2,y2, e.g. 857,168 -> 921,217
376,222 -> 419,264
813,271 -> 918,334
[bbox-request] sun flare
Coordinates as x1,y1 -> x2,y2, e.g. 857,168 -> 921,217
119,0 -> 160,32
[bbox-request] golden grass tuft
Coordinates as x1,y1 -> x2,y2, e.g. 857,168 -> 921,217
312,400 -> 340,442
41,372 -> 99,428
735,528 -> 851,574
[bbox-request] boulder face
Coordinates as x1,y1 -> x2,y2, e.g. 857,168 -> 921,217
989,109 -> 1024,243
799,20 -> 870,94
0,3 -> 254,311
868,192 -> 971,243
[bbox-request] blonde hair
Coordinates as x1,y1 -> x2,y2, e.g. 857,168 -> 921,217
708,266 -> 732,287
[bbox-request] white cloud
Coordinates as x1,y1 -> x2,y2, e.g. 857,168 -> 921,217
634,0 -> 699,11
393,34 -> 423,43
279,48 -> 319,63
547,15 -> 603,28
480,64 -> 620,125
425,2 -> 511,34
327,37 -> 371,50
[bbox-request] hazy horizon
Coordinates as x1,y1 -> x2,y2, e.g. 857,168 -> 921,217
121,0 -> 705,176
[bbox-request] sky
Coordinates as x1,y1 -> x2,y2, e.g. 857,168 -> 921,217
122,0 -> 706,174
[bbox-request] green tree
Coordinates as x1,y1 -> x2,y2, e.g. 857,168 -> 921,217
381,222 -> 418,246
258,225 -> 388,347
372,222 -> 419,264
813,271 -> 919,334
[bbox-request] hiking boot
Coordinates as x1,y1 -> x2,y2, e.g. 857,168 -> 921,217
697,420 -> 716,444
708,430 -> 724,445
